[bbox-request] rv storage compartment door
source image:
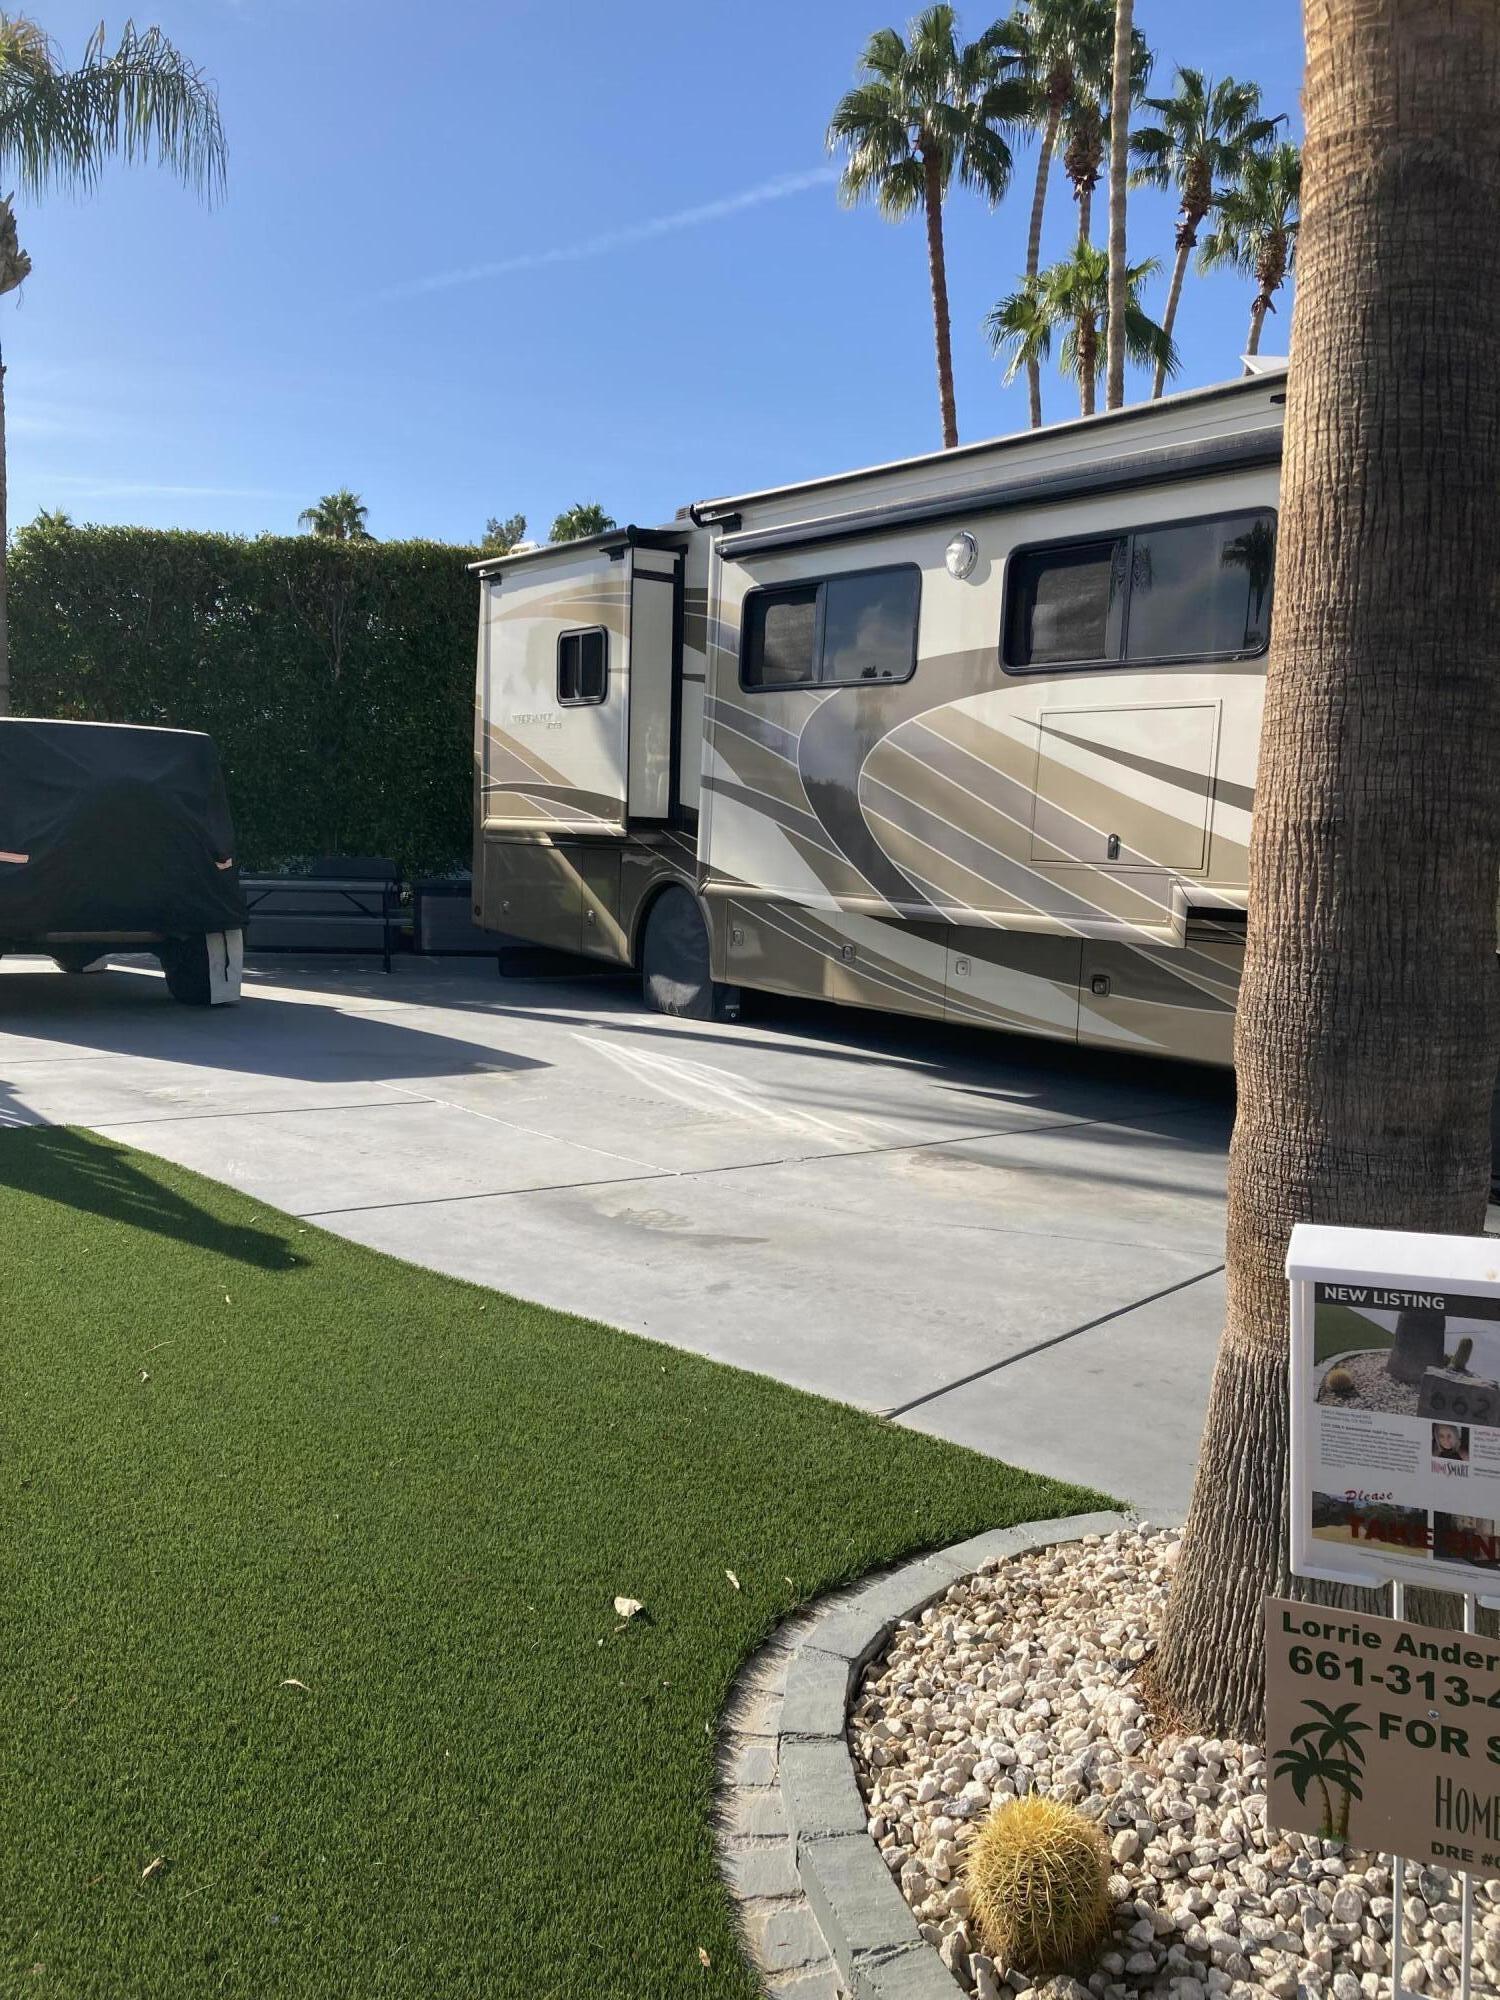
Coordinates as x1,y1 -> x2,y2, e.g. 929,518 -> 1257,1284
480,837 -> 581,954
627,550 -> 678,821
1029,703 -> 1219,873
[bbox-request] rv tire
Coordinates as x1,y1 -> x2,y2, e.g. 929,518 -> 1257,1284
640,887 -> 737,1021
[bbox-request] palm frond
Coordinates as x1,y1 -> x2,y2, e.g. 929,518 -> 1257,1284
0,14 -> 226,201
829,79 -> 917,209
984,276 -> 1052,382
905,5 -> 962,101
870,152 -> 925,217
860,27 -> 912,84
1128,124 -> 1172,189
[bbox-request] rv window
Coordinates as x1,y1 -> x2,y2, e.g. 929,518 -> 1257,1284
744,586 -> 818,688
1125,513 -> 1276,661
1007,539 -> 1125,666
1004,508 -> 1276,671
820,568 -> 921,684
558,627 -> 607,705
742,566 -> 920,691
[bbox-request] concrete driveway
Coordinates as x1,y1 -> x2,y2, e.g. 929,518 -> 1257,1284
0,952 -> 1233,1514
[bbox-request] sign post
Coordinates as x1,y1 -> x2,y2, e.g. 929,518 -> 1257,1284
1284,1224 -> 1500,2000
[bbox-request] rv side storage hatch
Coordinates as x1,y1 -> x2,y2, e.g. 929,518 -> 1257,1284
1029,703 -> 1219,873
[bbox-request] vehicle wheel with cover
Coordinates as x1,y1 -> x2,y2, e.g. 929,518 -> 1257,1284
640,887 -> 738,1021
159,935 -> 213,1006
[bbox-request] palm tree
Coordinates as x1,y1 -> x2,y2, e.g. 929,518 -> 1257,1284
1104,0 -> 1135,410
999,0 -> 1113,427
298,490 -> 373,541
28,505 -> 70,529
0,15 -> 225,710
549,502 -> 616,543
482,511 -> 527,554
829,6 -> 1026,449
1198,140 -> 1301,362
1130,69 -> 1280,399
991,242 -> 1172,417
1154,0 -> 1500,1737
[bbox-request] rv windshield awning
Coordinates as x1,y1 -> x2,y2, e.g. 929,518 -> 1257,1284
714,426 -> 1283,561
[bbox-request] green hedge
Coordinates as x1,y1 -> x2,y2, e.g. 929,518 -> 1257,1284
8,523 -> 482,877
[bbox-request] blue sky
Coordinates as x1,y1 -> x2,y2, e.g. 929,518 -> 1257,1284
14,0 -> 1304,545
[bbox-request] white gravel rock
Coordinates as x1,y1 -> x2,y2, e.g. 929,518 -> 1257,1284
848,1528 -> 1496,2000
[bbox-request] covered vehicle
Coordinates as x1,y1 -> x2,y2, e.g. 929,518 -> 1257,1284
0,717 -> 245,1004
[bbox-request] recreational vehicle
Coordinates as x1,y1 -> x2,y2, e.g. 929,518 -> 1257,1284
471,369 -> 1284,1065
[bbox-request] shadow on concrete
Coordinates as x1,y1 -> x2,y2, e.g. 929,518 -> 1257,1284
288,958 -> 1236,1154
483,981 -> 1235,1152
0,959 -> 549,1086
0,1122 -> 301,1270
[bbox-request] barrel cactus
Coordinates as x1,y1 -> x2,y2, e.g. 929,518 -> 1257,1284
965,1796 -> 1111,1975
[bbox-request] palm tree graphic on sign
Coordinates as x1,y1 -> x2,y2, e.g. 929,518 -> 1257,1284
1273,1699 -> 1371,1840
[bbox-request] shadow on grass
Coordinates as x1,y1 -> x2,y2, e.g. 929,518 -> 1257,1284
0,1123 -> 303,1272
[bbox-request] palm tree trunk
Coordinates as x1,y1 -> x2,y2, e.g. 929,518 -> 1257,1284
1077,185 -> 1093,247
921,145 -> 959,450
1105,0 -> 1134,410
1152,0 -> 1500,1740
1078,317 -> 1097,417
1023,107 -> 1060,430
1152,235 -> 1192,399
1388,1308 -> 1447,1384
1245,298 -> 1267,363
0,335 -> 10,715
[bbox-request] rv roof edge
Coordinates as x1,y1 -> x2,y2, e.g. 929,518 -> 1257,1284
689,367 -> 1287,524
715,424 -> 1283,562
468,523 -> 689,578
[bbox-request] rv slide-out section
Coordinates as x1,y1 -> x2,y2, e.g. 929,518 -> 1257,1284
472,371 -> 1285,1063
473,526 -> 701,964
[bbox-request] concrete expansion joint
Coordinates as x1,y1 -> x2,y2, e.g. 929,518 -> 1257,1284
713,1509 -> 1135,2000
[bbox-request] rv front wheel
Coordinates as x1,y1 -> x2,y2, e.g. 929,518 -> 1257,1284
640,888 -> 737,1022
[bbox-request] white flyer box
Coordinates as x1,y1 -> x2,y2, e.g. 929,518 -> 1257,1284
1288,1223 -> 1500,1596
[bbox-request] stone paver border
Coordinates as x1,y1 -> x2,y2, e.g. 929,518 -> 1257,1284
716,1509 -> 1134,1999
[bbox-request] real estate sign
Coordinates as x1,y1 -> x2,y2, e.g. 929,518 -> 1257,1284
1266,1595 -> 1500,1872
1287,1224 -> 1500,1597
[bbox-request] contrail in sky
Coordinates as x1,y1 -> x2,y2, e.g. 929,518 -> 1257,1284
379,166 -> 840,301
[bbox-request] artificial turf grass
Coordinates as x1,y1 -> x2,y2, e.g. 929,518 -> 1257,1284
0,1126 -> 1108,2000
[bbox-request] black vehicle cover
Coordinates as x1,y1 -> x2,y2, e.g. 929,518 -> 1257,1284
0,718 -> 245,937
